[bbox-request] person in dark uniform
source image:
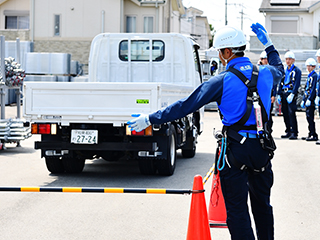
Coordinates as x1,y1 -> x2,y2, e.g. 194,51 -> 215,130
301,58 -> 318,141
210,60 -> 218,75
315,50 -> 320,145
127,23 -> 284,240
277,51 -> 301,140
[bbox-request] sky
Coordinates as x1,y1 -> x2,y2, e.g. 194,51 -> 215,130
182,0 -> 265,39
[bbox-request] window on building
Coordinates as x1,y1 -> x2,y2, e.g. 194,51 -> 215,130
4,10 -> 29,29
119,40 -> 165,61
144,17 -> 154,33
126,16 -> 136,33
54,15 -> 61,36
270,0 -> 301,5
271,16 -> 298,33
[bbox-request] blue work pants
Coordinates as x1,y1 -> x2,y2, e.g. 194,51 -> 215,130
281,92 -> 298,135
220,137 -> 274,240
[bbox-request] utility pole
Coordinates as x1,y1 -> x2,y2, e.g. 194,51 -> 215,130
225,0 -> 228,25
240,7 -> 244,30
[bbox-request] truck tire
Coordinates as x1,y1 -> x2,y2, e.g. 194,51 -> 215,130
181,146 -> 196,158
182,124 -> 197,158
62,156 -> 85,173
138,158 -> 157,175
45,157 -> 65,174
157,125 -> 176,176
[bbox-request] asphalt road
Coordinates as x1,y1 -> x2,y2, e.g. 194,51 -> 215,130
1,105 -> 320,239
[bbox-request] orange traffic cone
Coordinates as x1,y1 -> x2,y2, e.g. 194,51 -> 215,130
208,172 -> 228,228
186,175 -> 211,240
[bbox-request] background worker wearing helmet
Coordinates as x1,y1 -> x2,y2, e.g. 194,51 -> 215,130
315,50 -> 320,133
277,51 -> 301,140
128,23 -> 284,240
258,50 -> 268,65
300,58 -> 318,142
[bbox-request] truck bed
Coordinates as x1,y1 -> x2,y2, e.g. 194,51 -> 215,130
23,82 -> 194,126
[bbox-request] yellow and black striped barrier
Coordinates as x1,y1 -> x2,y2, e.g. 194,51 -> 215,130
203,165 -> 215,185
0,186 -> 204,195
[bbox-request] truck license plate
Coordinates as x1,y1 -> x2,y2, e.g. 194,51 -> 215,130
71,130 -> 98,144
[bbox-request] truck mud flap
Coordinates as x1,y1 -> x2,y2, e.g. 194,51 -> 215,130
35,141 -> 157,151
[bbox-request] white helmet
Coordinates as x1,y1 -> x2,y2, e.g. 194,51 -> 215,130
260,51 -> 267,59
315,49 -> 320,57
284,51 -> 295,59
213,26 -> 247,50
305,58 -> 317,66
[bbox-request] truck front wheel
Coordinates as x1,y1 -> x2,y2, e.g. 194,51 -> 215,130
45,157 -> 65,174
157,125 -> 176,176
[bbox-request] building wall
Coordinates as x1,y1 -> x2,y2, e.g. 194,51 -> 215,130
123,0 -> 156,33
195,17 -> 209,50
313,8 -> 320,48
265,12 -> 313,35
34,0 -> 120,40
0,0 -> 185,70
0,29 -> 29,40
250,34 -> 317,51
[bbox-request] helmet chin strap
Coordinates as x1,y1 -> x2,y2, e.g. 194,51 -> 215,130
221,52 -> 235,65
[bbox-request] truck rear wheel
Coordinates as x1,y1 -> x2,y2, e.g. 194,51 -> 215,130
62,156 -> 85,173
157,125 -> 176,176
181,146 -> 196,158
45,157 -> 65,174
138,158 -> 157,175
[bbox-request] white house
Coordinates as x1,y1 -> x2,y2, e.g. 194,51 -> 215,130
181,7 -> 211,50
0,0 -> 188,67
250,0 -> 320,51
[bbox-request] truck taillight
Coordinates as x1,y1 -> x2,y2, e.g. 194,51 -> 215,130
31,123 -> 57,135
126,125 -> 152,136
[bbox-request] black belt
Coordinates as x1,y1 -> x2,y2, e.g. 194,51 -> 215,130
283,87 -> 292,92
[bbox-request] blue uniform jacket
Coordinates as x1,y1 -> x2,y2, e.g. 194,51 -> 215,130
303,70 -> 318,101
317,71 -> 320,97
277,64 -> 301,95
149,45 -> 284,132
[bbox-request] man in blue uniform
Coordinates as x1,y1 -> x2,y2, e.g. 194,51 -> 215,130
301,58 -> 318,141
315,50 -> 320,145
277,51 -> 301,140
127,23 -> 284,240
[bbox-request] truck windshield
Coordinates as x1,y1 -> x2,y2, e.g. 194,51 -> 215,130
119,40 -> 164,62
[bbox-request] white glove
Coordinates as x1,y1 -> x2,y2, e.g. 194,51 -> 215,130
315,96 -> 320,106
286,93 -> 294,104
127,114 -> 151,132
251,23 -> 273,48
306,99 -> 311,107
300,101 -> 305,108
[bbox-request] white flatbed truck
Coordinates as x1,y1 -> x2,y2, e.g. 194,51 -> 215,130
24,33 -> 204,176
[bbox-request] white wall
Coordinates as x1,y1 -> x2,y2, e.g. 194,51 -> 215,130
265,12 -> 313,36
195,17 -> 210,49
34,0 -> 121,40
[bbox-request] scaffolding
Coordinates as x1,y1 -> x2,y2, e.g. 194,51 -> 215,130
0,36 -> 31,149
